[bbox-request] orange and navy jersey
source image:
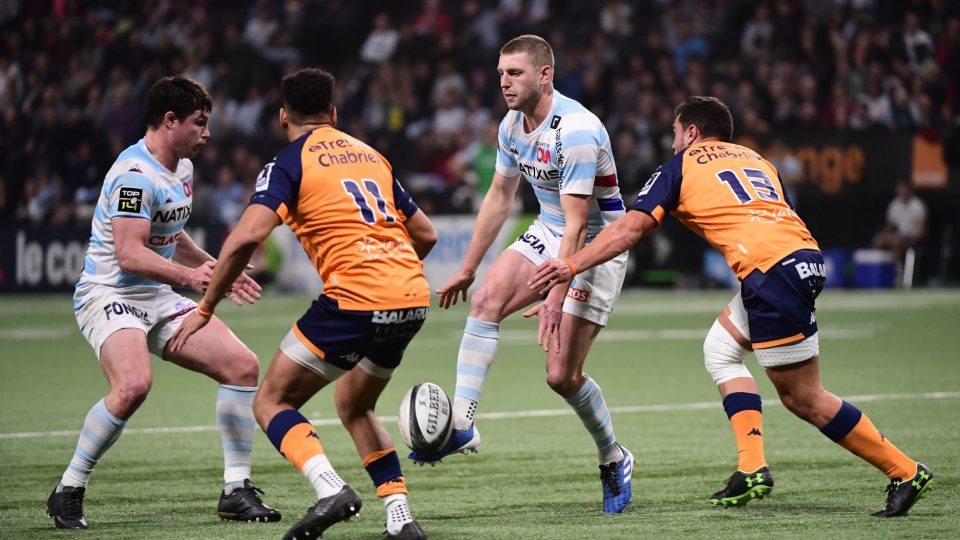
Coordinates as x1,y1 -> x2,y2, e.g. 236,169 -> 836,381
249,125 -> 430,311
633,140 -> 819,280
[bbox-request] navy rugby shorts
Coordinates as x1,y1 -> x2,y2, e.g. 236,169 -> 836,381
741,249 -> 825,350
293,294 -> 428,371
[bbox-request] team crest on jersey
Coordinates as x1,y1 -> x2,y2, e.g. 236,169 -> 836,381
256,163 -> 275,192
550,115 -> 561,129
638,171 -> 661,197
118,187 -> 143,213
182,180 -> 192,196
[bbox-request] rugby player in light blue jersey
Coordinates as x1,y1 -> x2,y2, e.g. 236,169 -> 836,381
47,76 -> 279,529
409,35 -> 633,514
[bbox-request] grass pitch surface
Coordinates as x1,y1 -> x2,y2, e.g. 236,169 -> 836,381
1,289 -> 958,538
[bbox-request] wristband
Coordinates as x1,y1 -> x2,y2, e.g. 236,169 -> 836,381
195,305 -> 214,318
565,258 -> 577,278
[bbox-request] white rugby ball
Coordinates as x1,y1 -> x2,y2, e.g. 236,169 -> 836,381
398,382 -> 453,454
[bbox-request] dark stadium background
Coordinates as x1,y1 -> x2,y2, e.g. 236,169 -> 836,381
2,0 -> 959,291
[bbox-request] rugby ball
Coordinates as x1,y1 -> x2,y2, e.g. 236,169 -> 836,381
398,382 -> 453,454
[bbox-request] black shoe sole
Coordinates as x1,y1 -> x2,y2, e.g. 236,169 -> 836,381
218,511 -> 282,522
46,508 -> 87,529
283,488 -> 362,540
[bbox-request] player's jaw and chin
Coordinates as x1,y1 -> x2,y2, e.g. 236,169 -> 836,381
172,109 -> 211,159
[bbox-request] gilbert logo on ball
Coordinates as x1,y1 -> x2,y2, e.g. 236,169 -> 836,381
398,382 -> 453,454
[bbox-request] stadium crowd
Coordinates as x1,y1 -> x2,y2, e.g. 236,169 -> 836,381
1,0 -> 958,228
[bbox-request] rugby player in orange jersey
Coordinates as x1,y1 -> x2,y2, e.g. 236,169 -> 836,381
171,68 -> 436,539
530,96 -> 933,517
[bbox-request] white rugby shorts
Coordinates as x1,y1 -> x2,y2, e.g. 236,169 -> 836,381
74,285 -> 197,359
507,219 -> 627,326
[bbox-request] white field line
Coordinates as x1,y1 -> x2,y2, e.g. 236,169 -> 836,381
408,324 -> 880,348
2,391 -> 957,441
0,323 -> 882,344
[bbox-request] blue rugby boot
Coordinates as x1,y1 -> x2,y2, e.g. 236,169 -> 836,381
600,444 -> 633,513
408,425 -> 481,465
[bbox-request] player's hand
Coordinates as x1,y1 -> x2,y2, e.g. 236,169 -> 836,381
185,260 -> 216,294
225,269 -> 262,306
436,268 -> 476,309
528,259 -> 573,296
168,310 -> 210,352
522,286 -> 564,352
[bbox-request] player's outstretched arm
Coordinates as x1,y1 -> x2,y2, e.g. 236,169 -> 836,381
437,172 -> 521,309
529,210 -> 658,294
404,209 -> 438,260
173,228 -> 262,306
169,204 -> 281,352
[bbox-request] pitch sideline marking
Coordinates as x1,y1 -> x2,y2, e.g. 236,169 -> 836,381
1,391 -> 957,441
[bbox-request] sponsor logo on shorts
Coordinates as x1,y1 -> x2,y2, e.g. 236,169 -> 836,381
517,232 -> 546,255
566,287 -> 590,302
372,307 -> 428,324
339,352 -> 362,365
169,304 -> 196,321
794,261 -> 826,279
103,301 -> 149,323
118,187 -> 143,213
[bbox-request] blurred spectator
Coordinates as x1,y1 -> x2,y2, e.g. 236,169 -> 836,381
741,5 -> 774,60
451,118 -> 499,211
360,13 -> 399,64
0,0 -> 957,227
873,181 -> 927,280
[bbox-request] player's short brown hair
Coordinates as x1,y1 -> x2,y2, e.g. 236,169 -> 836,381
281,68 -> 336,124
500,34 -> 554,73
145,76 -> 212,129
674,96 -> 734,142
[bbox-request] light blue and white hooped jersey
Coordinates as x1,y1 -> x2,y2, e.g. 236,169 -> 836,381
495,90 -> 624,239
74,139 -> 195,309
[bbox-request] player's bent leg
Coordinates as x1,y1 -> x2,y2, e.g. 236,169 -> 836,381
548,314 -> 632,513
101,329 -> 154,419
335,366 -> 426,539
762,346 -> 932,515
49,329 -> 150,529
704,306 -> 773,506
161,316 -> 259,386
440,250 -> 541,464
260,342 -> 362,537
161,318 -> 280,522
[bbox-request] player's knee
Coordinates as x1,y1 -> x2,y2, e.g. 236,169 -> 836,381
703,320 -> 751,385
334,393 -> 373,424
112,374 -> 152,411
545,368 -> 578,397
773,384 -> 817,421
227,348 -> 260,386
469,286 -> 504,321
252,387 -> 283,430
